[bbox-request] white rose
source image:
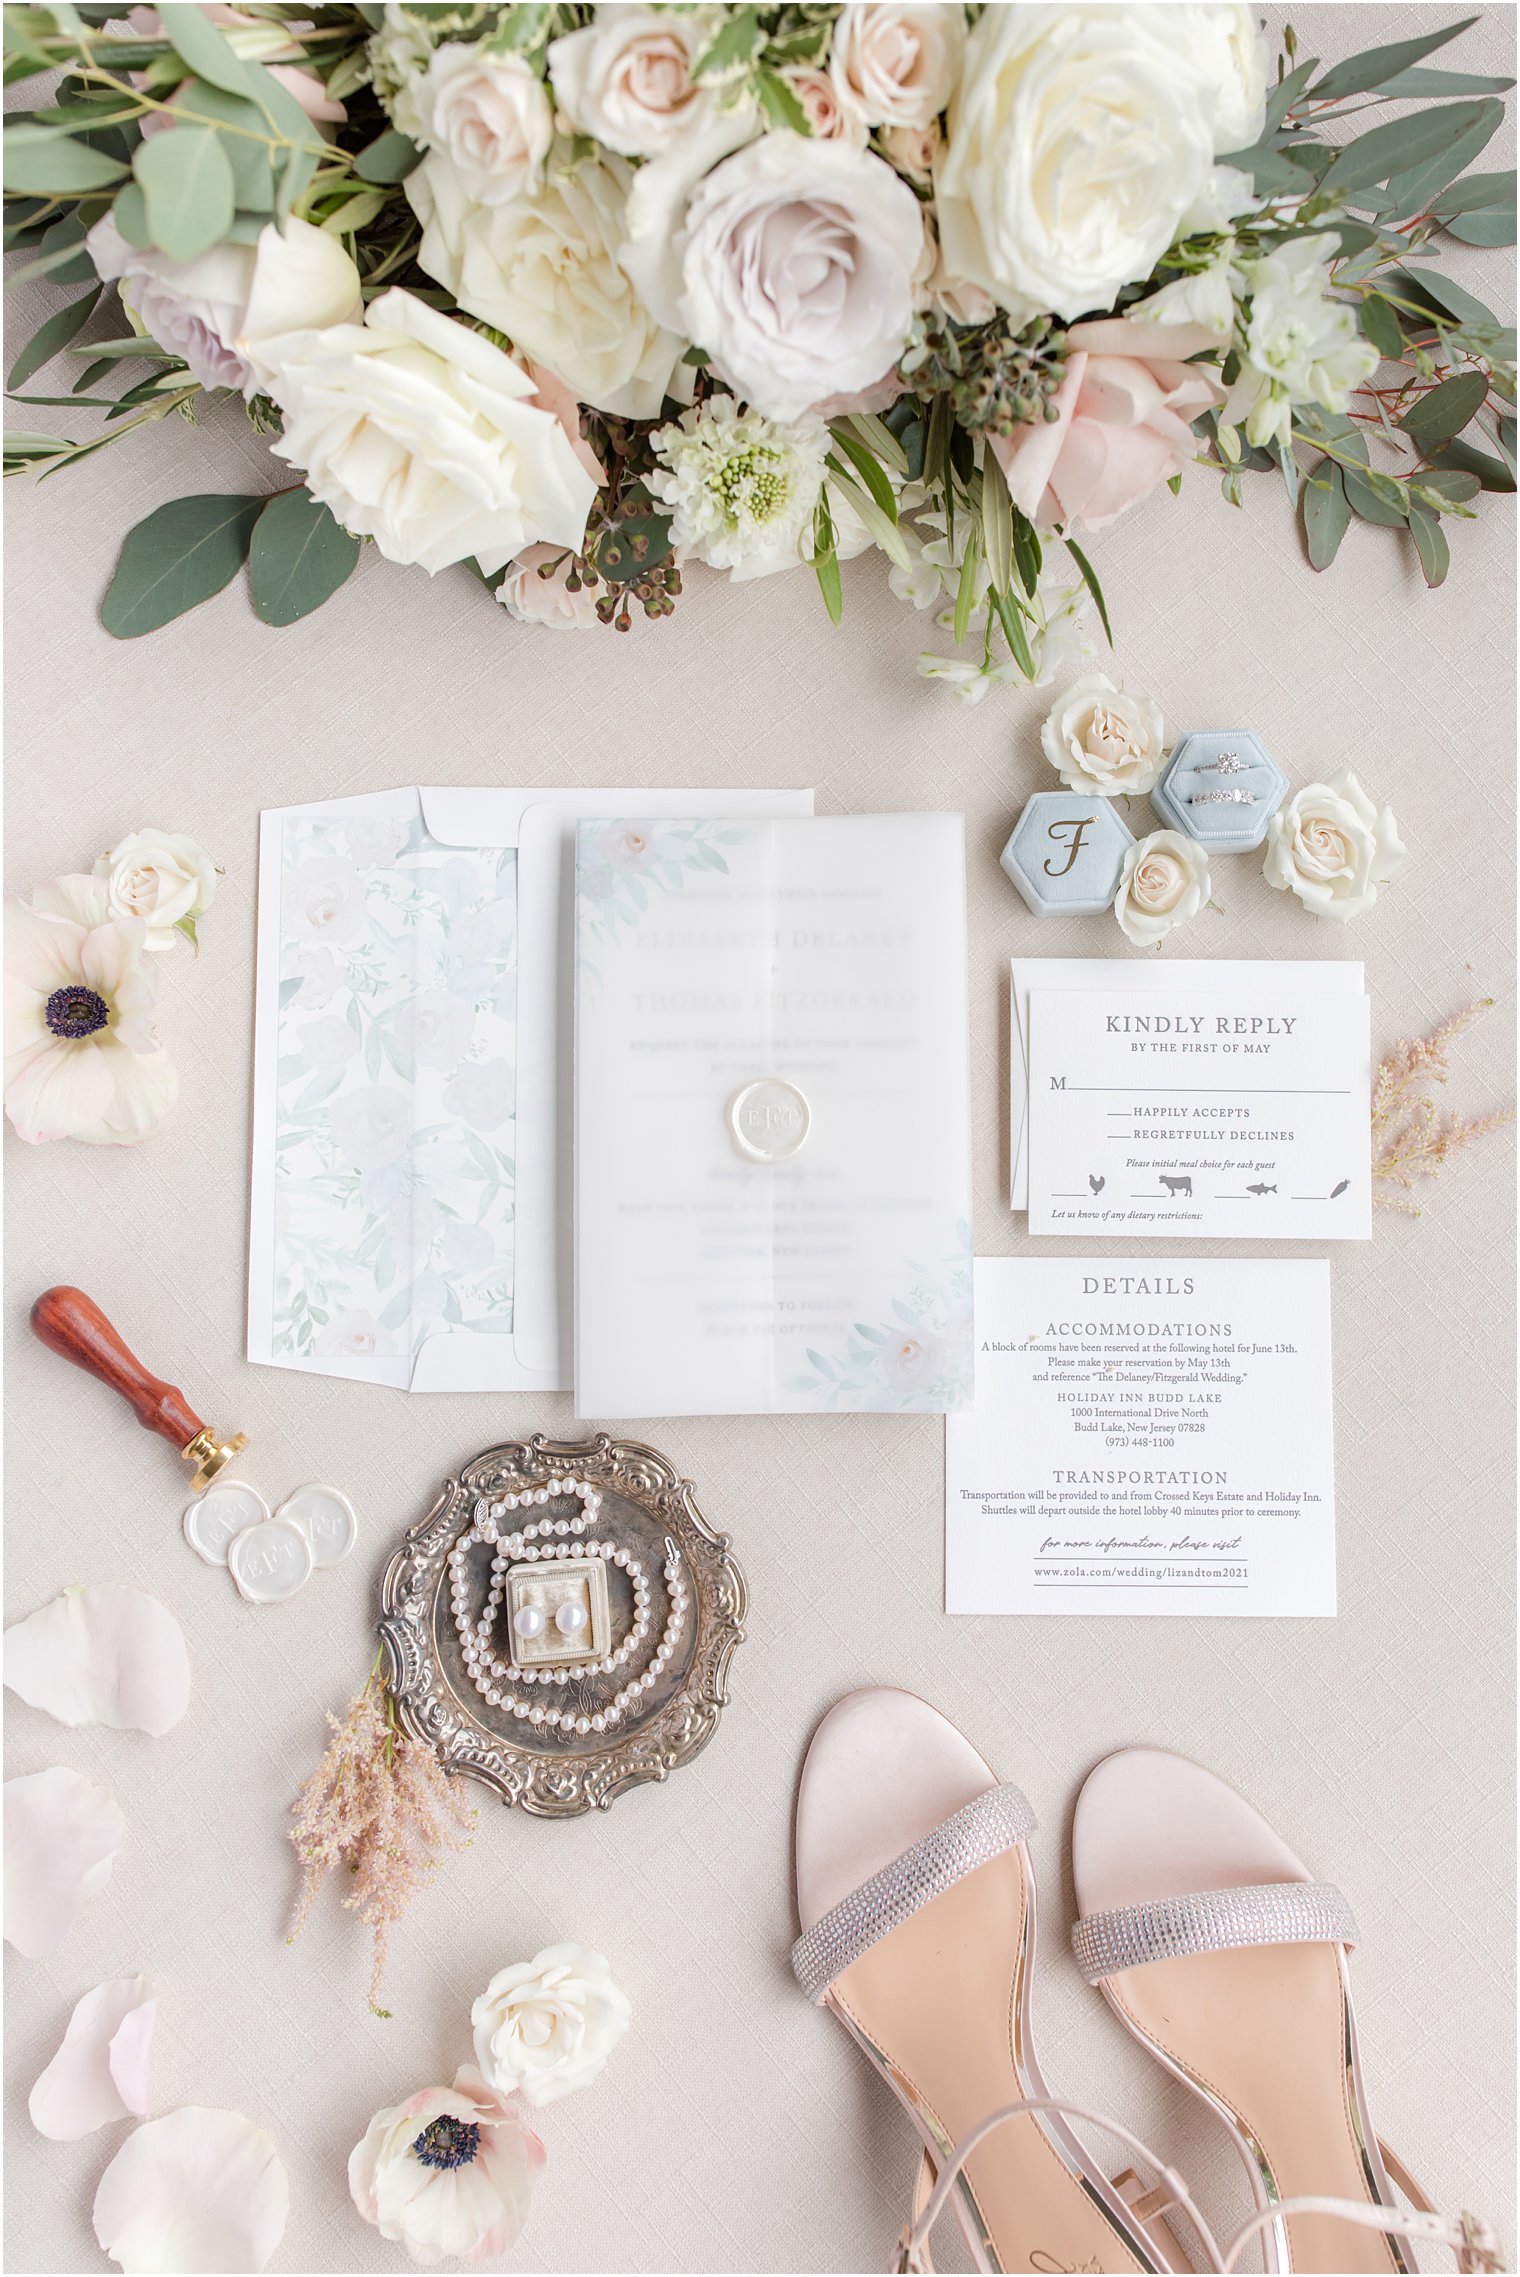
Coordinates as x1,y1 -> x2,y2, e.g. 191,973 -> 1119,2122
258,288 -> 599,575
409,149 -> 684,418
1042,673 -> 1168,796
829,3 -> 964,129
1263,769 -> 1404,923
411,40 -> 553,205
631,132 -> 923,422
92,829 -> 219,952
498,542 -> 601,629
548,6 -> 721,157
1168,2 -> 1270,153
472,1945 -> 631,2109
86,213 -> 361,397
783,65 -> 869,145
1115,830 -> 1210,947
935,6 -> 1217,323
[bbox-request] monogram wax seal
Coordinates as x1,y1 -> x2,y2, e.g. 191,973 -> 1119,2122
183,1480 -> 270,1566
726,1078 -> 811,1163
277,1482 -> 359,1568
228,1516 -> 314,1604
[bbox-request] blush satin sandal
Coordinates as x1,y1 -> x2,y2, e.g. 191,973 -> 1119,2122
791,1689 -> 1189,2275
1069,1747 -> 1505,2276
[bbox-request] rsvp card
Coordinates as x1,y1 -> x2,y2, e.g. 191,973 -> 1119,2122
946,1258 -> 1336,1616
1027,988 -> 1371,1239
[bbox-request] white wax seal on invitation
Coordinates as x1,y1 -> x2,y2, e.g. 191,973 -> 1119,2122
727,1078 -> 810,1163
228,1518 -> 314,1604
277,1483 -> 358,1568
183,1481 -> 270,1567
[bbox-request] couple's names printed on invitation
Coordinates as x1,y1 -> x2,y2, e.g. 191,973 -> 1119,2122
1027,988 -> 1372,1239
574,815 -> 973,1417
946,1258 -> 1335,1617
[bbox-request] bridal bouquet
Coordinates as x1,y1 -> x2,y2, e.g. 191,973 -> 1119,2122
4,5 -> 1514,696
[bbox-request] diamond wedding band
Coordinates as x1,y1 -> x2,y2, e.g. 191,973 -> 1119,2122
1190,787 -> 1258,806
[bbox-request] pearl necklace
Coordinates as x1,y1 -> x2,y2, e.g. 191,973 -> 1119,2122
448,1474 -> 688,1738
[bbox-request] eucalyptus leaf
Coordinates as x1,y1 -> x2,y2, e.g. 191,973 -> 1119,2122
1398,370 -> 1490,446
160,3 -> 259,99
1318,98 -> 1500,196
1342,465 -> 1408,525
354,128 -> 419,185
3,127 -> 127,193
1387,264 -> 1498,329
7,282 -> 100,392
170,80 -> 278,210
1306,16 -> 1477,102
110,180 -> 152,248
1430,167 -> 1516,215
1381,105 -> 1508,220
1408,506 -> 1450,586
1359,292 -> 1405,360
101,491 -> 265,636
1431,435 -> 1516,491
1445,205 -> 1516,246
134,126 -> 235,260
1378,64 -> 1516,96
1303,461 -> 1351,568
1413,466 -> 1483,504
248,487 -> 361,625
1261,56 -> 1319,134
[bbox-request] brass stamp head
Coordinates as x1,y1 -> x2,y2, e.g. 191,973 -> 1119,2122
181,1428 -> 248,1492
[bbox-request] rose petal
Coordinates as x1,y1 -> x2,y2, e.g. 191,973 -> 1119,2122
94,2107 -> 289,2275
5,1584 -> 190,1735
29,1975 -> 156,2139
4,1766 -> 125,1958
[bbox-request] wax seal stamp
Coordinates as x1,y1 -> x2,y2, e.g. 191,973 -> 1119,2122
726,1077 -> 810,1162
379,1434 -> 746,1817
277,1483 -> 358,1568
228,1518 -> 314,1604
183,1481 -> 270,1566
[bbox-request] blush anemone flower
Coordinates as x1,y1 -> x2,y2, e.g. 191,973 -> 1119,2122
4,876 -> 177,1144
349,2065 -> 544,2266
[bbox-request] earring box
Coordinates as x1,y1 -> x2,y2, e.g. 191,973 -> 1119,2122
1151,729 -> 1286,855
1000,793 -> 1136,918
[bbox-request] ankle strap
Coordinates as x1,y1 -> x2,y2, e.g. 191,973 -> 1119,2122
894,2097 -> 1504,2276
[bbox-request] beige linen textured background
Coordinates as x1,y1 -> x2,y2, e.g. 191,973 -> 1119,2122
4,10 -> 1516,2270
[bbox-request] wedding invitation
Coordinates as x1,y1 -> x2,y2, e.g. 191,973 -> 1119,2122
1027,987 -> 1372,1239
946,1258 -> 1336,1617
573,814 -> 973,1417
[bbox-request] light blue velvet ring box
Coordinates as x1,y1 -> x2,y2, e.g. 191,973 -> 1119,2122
1151,728 -> 1286,855
1000,793 -> 1136,917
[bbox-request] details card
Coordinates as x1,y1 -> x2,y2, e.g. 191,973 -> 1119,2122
1027,988 -> 1371,1239
946,1258 -> 1336,1617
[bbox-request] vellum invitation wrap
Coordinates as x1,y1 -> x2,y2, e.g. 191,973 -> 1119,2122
573,814 -> 974,1417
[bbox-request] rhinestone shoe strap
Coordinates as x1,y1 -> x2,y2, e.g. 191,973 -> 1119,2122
1071,1880 -> 1358,1984
791,1783 -> 1036,2005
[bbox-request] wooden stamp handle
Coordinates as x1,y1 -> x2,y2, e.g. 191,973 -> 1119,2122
30,1285 -> 206,1451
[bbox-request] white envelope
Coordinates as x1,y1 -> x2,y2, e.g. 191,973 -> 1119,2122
1008,957 -> 1366,1209
248,785 -> 811,1393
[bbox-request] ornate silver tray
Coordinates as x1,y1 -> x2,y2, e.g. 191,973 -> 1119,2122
378,1434 -> 746,1817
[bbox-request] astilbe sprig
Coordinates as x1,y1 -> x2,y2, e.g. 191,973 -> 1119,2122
1371,999 -> 1514,1215
288,1656 -> 477,2016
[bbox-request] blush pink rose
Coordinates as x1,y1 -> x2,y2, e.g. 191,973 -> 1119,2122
991,316 -> 1225,534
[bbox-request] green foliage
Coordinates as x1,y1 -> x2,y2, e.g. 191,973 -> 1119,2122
249,488 -> 362,625
101,492 -> 266,635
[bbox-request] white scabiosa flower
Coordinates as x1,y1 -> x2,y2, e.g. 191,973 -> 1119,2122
1222,237 -> 1379,450
649,395 -> 828,581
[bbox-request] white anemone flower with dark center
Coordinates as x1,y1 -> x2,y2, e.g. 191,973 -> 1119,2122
4,875 -> 177,1144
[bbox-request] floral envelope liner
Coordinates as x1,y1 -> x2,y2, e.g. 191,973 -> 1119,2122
273,810 -> 517,1364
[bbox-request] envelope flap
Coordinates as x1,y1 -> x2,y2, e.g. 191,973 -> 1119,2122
418,787 -> 536,848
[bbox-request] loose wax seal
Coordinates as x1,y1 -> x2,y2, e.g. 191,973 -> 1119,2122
228,1518 -> 313,1604
183,1481 -> 270,1567
277,1483 -> 358,1568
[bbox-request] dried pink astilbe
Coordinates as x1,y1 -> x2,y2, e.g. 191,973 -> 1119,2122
288,1662 -> 476,2015
1371,999 -> 1514,1215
